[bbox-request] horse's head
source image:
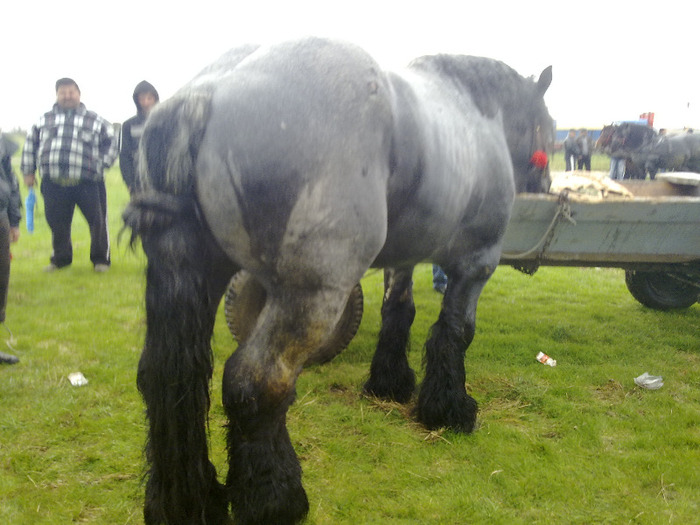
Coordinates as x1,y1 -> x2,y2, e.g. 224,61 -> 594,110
407,55 -> 554,193
507,66 -> 555,193
596,125 -> 615,149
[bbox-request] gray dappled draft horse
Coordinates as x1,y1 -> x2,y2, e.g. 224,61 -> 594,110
123,37 -> 553,525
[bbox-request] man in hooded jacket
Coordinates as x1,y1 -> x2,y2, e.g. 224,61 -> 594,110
0,133 -> 22,364
119,81 -> 159,193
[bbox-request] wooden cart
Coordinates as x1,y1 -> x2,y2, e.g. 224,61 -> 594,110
500,172 -> 700,310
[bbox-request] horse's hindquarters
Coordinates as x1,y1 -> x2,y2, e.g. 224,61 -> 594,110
195,40 -> 393,289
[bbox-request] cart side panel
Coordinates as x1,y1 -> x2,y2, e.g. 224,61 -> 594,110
501,194 -> 700,265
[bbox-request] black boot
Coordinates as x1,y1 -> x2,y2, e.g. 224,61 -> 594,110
0,350 -> 19,364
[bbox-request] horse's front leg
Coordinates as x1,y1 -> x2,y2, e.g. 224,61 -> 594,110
363,267 -> 416,403
416,252 -> 500,433
223,287 -> 350,525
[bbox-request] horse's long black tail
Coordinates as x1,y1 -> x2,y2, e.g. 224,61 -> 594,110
123,93 -> 229,524
138,215 -> 228,524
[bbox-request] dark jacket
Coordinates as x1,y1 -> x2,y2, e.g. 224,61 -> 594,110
563,135 -> 580,156
576,134 -> 594,157
119,80 -> 159,191
0,135 -> 21,228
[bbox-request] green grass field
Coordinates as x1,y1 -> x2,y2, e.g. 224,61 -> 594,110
0,146 -> 698,524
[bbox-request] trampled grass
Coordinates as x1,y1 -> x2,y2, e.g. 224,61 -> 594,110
1,149 -> 698,524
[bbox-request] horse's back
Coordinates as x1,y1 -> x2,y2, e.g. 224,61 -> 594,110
195,38 -> 393,289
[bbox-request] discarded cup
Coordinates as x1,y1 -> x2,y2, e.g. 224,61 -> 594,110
68,372 -> 89,387
536,351 -> 557,367
634,372 -> 663,390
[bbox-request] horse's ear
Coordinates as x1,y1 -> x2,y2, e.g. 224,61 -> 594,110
536,66 -> 552,96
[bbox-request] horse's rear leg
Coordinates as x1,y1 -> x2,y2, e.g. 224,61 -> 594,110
137,222 -> 232,525
363,268 -> 416,403
223,288 -> 350,525
417,257 -> 498,433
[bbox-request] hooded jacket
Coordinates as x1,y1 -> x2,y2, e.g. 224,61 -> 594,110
0,134 -> 20,323
119,81 -> 159,191
0,134 -> 21,228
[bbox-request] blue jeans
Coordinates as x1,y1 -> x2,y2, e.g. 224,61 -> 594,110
609,157 -> 626,180
432,265 -> 447,292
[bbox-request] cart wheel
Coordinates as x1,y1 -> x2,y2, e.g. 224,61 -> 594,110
224,270 -> 364,366
624,270 -> 699,310
223,270 -> 266,343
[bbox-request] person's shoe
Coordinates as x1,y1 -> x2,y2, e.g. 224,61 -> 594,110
43,264 -> 59,272
94,264 -> 110,273
0,350 -> 19,364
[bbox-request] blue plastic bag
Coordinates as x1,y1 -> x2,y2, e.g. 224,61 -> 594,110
25,187 -> 36,233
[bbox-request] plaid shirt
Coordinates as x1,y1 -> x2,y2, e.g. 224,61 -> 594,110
21,103 -> 117,185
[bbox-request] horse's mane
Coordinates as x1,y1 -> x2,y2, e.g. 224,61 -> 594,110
408,55 -> 532,118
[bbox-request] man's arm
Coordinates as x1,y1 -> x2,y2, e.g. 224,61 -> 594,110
21,124 -> 39,186
99,119 -> 118,168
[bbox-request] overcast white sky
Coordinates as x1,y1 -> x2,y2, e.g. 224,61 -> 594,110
3,0 -> 699,132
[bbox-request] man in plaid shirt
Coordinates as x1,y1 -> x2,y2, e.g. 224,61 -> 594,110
21,78 -> 117,272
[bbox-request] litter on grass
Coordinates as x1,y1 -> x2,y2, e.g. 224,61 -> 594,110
536,351 -> 557,367
68,372 -> 89,386
634,372 -> 663,390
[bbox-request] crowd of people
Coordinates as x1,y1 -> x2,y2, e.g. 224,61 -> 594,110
562,126 -> 677,181
0,78 -> 158,365
562,129 -> 595,172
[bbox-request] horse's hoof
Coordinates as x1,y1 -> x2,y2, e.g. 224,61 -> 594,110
231,486 -> 308,525
362,364 -> 416,403
363,367 -> 415,403
226,417 -> 309,525
416,390 -> 478,434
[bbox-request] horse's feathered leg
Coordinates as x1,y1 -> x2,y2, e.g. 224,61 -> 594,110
363,267 -> 416,402
128,201 -> 233,525
223,287 -> 353,525
416,251 -> 500,433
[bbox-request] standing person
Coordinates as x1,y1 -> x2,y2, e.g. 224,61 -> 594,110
562,129 -> 579,171
0,133 -> 21,365
21,78 -> 117,272
120,81 -> 159,193
576,129 -> 593,171
608,132 -> 627,181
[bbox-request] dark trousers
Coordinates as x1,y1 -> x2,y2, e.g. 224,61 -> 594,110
0,215 -> 10,322
565,152 -> 576,171
578,155 -> 591,171
41,178 -> 110,268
